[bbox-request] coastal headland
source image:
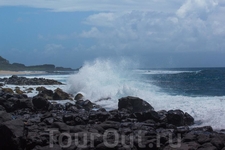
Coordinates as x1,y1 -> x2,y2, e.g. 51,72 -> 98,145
0,55 -> 78,73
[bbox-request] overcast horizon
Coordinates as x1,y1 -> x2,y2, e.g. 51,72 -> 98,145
0,0 -> 225,68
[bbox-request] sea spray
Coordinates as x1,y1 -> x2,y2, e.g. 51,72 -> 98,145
66,58 -> 159,109
66,59 -> 225,129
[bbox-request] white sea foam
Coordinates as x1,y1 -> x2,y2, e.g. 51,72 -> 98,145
66,58 -> 225,130
1,60 -> 224,129
134,69 -> 195,75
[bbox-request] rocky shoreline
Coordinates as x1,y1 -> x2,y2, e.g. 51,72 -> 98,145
0,76 -> 225,150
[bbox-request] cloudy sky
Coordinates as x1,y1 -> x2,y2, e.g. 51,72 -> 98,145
0,0 -> 225,68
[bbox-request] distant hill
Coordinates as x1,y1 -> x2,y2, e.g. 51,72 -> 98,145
0,56 -> 78,72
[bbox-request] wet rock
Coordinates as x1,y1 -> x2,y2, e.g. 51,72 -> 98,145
74,93 -> 83,100
36,86 -> 47,92
5,75 -> 63,85
131,110 -> 160,122
167,109 -> 194,126
184,112 -> 194,126
32,96 -> 50,110
2,88 -> 14,94
118,96 -> 154,113
192,126 -> 213,132
53,88 -> 71,100
82,100 -> 94,111
14,87 -> 24,94
38,89 -> 54,100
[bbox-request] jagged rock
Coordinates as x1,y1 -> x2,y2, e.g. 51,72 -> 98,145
198,143 -> 217,150
32,96 -> 50,110
211,136 -> 225,149
1,97 -> 20,112
184,112 -> 194,126
36,86 -> 47,92
0,119 -> 25,150
82,100 -> 94,111
52,122 -> 69,132
19,98 -> 33,110
131,110 -> 160,122
53,88 -> 71,100
167,109 -> 194,126
5,75 -> 63,85
118,96 -> 154,113
38,89 -> 54,100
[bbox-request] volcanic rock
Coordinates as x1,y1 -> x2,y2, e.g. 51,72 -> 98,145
53,88 -> 71,100
32,96 -> 50,110
118,96 -> 154,113
0,119 -> 25,150
0,111 -> 12,122
74,93 -> 83,100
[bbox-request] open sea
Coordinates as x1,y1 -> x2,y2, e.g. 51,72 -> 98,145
1,59 -> 225,129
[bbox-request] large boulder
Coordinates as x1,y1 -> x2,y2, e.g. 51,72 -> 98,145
53,88 -> 71,100
2,88 -> 14,94
32,96 -> 50,110
74,93 -> 84,100
0,97 -> 20,112
37,89 -> 54,100
118,96 -> 154,113
167,109 -> 194,126
0,119 -> 25,150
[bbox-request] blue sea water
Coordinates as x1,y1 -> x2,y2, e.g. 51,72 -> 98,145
66,59 -> 225,129
139,68 -> 225,97
1,59 -> 225,129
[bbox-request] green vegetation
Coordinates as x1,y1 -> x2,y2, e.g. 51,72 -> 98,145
0,56 -> 77,71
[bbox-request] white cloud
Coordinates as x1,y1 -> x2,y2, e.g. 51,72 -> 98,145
2,0 -> 224,54
176,0 -> 218,18
44,44 -> 64,54
79,1 -> 225,53
80,27 -> 101,38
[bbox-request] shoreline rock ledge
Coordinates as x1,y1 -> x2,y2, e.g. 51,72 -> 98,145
0,90 -> 225,149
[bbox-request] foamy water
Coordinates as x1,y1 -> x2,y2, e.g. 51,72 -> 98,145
1,59 -> 225,130
66,59 -> 225,130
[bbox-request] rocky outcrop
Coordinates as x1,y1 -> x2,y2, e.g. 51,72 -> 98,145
53,88 -> 71,100
0,90 -> 224,150
0,75 -> 63,85
118,96 -> 154,113
36,87 -> 72,100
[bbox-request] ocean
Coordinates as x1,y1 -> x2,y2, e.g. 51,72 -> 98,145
1,59 -> 225,130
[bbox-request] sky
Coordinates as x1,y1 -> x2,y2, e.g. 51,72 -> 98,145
0,0 -> 225,68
